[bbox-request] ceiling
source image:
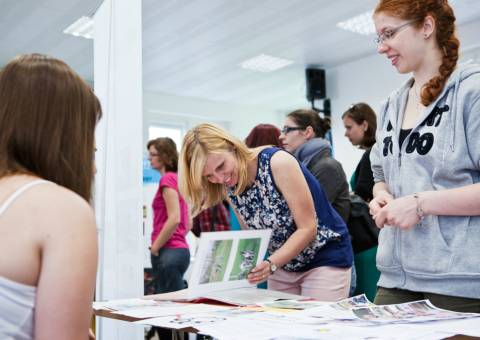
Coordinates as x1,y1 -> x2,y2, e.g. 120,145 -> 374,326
2,0 -> 480,110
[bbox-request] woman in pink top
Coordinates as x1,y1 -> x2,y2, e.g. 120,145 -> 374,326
147,137 -> 190,295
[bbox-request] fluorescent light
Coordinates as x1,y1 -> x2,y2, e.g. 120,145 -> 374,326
337,11 -> 376,36
239,54 -> 294,73
63,16 -> 94,39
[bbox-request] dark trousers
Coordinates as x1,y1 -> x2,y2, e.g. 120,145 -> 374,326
375,287 -> 480,313
149,247 -> 190,340
151,247 -> 190,293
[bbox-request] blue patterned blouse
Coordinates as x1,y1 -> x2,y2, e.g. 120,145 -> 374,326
228,147 -> 353,272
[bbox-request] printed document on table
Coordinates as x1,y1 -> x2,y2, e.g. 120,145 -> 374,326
144,230 -> 275,305
113,303 -> 233,318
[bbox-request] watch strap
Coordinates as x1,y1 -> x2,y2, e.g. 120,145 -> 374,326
265,258 -> 277,273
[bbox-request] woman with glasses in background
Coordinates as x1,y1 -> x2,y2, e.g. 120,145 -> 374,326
147,137 -> 190,292
279,109 -> 356,296
280,109 -> 350,223
370,0 -> 480,311
147,137 -> 190,339
179,123 -> 353,301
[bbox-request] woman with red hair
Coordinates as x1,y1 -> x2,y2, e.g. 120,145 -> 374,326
245,124 -> 282,148
370,0 -> 480,311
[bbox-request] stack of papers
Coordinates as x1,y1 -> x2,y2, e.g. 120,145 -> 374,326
94,232 -> 480,338
95,294 -> 480,339
146,287 -> 307,306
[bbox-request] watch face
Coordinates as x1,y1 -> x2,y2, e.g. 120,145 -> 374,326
271,263 -> 277,272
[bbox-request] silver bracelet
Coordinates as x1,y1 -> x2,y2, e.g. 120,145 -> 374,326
413,193 -> 425,221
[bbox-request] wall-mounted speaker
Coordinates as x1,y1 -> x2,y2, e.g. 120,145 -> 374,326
306,68 -> 326,101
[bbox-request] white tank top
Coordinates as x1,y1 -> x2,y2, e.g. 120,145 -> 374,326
0,179 -> 50,340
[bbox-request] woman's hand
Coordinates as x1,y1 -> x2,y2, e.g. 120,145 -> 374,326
369,190 -> 394,226
149,246 -> 160,256
373,195 -> 421,229
247,260 -> 271,284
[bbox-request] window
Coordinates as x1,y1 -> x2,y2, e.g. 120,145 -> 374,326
148,124 -> 183,151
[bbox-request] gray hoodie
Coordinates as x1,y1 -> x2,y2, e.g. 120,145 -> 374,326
370,63 -> 480,299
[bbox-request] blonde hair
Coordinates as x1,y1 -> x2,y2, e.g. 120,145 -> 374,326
179,123 -> 254,215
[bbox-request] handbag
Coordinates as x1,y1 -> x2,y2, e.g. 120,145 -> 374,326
347,193 -> 379,254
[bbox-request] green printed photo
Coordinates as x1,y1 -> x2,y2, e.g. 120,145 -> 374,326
228,238 -> 261,281
199,240 -> 233,284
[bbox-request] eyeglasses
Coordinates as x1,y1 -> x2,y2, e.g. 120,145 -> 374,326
374,20 -> 418,45
281,126 -> 304,134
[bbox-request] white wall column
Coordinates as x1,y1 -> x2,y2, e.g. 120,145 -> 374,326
93,0 -> 143,339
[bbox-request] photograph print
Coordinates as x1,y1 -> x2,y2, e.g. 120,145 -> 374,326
228,237 -> 261,281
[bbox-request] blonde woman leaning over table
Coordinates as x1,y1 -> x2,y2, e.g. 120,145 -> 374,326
179,123 -> 353,301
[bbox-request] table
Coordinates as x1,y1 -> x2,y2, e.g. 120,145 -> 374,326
94,309 -> 199,339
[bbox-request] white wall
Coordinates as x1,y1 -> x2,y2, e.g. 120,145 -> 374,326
143,90 -> 282,147
326,53 -> 408,180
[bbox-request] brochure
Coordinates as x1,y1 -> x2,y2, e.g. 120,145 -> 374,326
144,229 -> 307,305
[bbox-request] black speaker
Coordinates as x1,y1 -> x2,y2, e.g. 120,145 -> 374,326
306,68 -> 326,101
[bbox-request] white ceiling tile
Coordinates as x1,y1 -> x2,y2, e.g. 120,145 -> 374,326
1,0 -> 479,110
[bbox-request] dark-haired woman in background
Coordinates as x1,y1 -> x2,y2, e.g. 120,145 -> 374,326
370,0 -> 480,311
147,137 -> 190,340
280,109 -> 350,223
147,137 -> 190,294
342,103 -> 377,202
342,103 -> 379,301
280,109 -> 355,295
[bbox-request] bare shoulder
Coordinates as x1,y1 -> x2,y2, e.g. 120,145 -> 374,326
22,183 -> 96,235
270,150 -> 299,172
269,150 -> 304,190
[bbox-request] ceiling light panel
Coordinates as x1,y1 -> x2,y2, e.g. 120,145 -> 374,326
63,16 -> 94,39
239,54 -> 294,73
337,11 -> 375,36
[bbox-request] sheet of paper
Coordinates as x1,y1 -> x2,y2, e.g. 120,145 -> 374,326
202,287 -> 307,306
132,299 -> 480,339
188,230 -> 272,296
261,299 -> 328,310
93,298 -> 163,311
142,288 -> 191,301
396,317 -> 480,337
196,316 -> 370,340
351,299 -> 479,324
113,303 -> 232,318
134,312 -> 231,330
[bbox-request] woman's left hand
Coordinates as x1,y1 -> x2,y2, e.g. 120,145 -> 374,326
150,246 -> 160,256
247,260 -> 271,284
373,195 -> 421,229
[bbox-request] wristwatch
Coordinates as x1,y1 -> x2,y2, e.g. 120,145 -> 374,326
265,258 -> 277,274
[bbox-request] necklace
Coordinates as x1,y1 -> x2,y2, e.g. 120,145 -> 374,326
411,83 -> 426,114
